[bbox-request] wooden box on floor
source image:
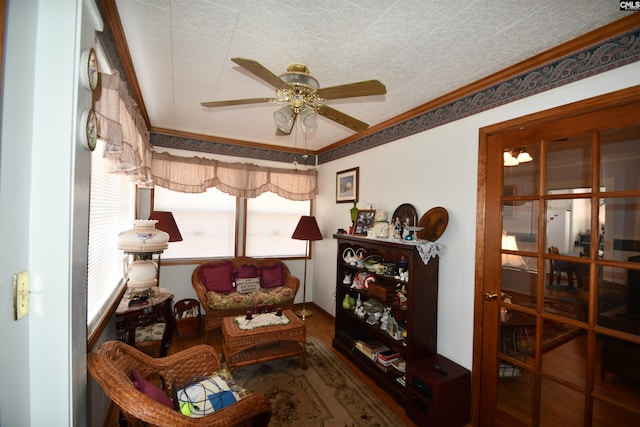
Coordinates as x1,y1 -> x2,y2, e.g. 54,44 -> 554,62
406,354 -> 470,427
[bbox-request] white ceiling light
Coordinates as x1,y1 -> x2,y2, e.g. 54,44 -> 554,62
300,106 -> 318,133
273,106 -> 294,134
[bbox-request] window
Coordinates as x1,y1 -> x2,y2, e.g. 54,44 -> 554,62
153,186 -> 236,259
246,192 -> 310,257
87,139 -> 135,335
153,189 -> 310,259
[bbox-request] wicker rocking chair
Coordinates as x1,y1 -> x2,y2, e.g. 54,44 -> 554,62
87,340 -> 271,426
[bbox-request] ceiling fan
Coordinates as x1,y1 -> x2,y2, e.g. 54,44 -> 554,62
201,58 -> 387,135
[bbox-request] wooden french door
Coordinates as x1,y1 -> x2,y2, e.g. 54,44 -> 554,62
474,86 -> 640,426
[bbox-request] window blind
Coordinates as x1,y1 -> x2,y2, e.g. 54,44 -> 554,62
87,139 -> 135,335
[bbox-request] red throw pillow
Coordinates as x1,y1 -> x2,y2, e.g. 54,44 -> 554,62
132,368 -> 174,409
233,264 -> 260,280
199,261 -> 234,294
260,263 -> 285,288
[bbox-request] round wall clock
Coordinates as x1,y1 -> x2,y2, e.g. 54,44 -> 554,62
80,109 -> 98,151
80,47 -> 99,92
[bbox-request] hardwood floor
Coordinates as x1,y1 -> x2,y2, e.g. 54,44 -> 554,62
139,303 -> 418,426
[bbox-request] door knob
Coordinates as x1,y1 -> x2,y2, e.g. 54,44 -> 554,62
484,292 -> 498,301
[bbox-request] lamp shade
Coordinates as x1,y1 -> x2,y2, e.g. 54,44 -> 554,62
274,106 -> 294,134
501,231 -> 527,269
118,219 -> 169,252
516,150 -> 533,163
149,211 -> 183,242
291,216 -> 323,241
300,107 -> 318,133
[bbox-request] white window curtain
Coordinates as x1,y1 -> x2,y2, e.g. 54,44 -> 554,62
151,151 -> 318,201
94,71 -> 153,187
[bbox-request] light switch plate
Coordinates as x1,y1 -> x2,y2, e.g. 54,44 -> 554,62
13,271 -> 29,320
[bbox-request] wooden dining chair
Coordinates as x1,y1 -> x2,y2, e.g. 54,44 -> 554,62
548,246 -> 570,287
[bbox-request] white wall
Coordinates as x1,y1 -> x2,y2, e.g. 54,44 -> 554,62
312,61 -> 640,369
0,0 -> 100,425
0,1 -> 38,424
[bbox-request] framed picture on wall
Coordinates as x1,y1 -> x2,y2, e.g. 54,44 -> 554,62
354,209 -> 375,235
336,167 -> 359,203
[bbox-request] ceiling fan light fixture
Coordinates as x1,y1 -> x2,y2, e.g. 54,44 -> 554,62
274,106 -> 294,133
300,107 -> 318,133
201,58 -> 384,134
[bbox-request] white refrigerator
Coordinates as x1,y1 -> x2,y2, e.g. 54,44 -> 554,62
547,210 -> 572,253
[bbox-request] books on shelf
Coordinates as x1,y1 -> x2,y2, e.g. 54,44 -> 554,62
376,361 -> 395,373
376,349 -> 400,366
354,340 -> 389,361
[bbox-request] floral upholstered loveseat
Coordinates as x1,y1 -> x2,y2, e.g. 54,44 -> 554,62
191,257 -> 299,339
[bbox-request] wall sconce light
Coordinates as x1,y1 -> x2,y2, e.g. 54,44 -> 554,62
503,148 -> 533,166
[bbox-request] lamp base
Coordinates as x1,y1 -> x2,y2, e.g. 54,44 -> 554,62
295,308 -> 313,319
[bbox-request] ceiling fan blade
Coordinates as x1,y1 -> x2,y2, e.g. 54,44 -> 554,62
316,80 -> 386,100
231,58 -> 290,91
315,104 -> 369,132
200,97 -> 276,108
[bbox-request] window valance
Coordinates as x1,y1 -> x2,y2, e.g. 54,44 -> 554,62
94,71 -> 153,187
151,151 -> 317,201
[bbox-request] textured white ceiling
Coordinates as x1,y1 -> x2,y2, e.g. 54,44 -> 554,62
114,0 -> 624,152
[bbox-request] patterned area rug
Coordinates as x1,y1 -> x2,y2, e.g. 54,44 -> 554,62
230,336 -> 406,427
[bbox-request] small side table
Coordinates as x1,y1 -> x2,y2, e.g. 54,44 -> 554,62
406,354 -> 471,427
115,287 -> 175,357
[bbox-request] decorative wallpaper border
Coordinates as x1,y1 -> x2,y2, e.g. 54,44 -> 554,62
150,133 -> 317,166
318,26 -> 640,164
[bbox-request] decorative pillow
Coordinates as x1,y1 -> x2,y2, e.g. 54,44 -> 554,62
236,277 -> 261,294
260,263 -> 285,288
199,261 -> 235,294
174,370 -> 249,418
131,368 -> 174,409
233,264 -> 260,280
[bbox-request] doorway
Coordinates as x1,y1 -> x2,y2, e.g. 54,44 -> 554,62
473,86 -> 640,426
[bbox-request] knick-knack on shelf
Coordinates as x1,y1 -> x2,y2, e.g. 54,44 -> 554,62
350,201 -> 359,230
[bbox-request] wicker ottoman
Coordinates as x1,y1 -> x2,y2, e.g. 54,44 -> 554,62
222,310 -> 307,371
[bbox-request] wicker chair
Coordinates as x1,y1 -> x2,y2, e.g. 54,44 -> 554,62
192,257 -> 300,340
87,340 -> 271,427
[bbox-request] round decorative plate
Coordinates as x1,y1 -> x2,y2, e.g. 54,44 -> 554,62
80,109 -> 98,151
391,203 -> 418,227
416,207 -> 449,241
80,48 -> 99,92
